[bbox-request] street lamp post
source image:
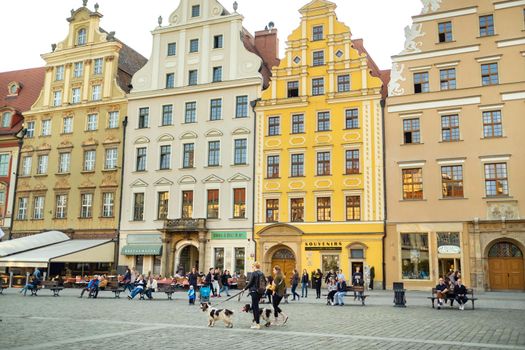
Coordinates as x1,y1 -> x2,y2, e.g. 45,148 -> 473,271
8,127 -> 27,240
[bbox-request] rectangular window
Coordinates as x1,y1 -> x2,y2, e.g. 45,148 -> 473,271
55,66 -> 64,81
33,196 -> 45,220
17,197 -> 28,220
71,87 -> 81,104
1,112 -> 10,128
162,105 -> 173,126
292,114 -> 304,134
346,196 -> 361,221
37,155 -> 48,174
316,197 -> 331,221
136,147 -> 147,171
42,120 -> 51,136
213,35 -> 223,49
345,150 -> 360,174
401,233 -> 430,280
483,110 -> 502,138
234,139 -> 247,165
268,116 -> 280,136
185,102 -> 196,123
83,150 -> 96,172
479,15 -> 495,37
317,111 -> 330,131
312,25 -> 324,41
313,51 -> 324,66
441,165 -> 464,198
233,188 -> 246,218
191,4 -> 200,17
108,111 -> 119,129
440,68 -> 456,90
189,39 -> 199,53
210,98 -> 222,120
93,58 -> 103,75
291,154 -> 304,177
182,191 -> 193,218
157,192 -> 169,220
138,107 -> 149,128
102,192 -> 114,218
159,145 -> 172,170
212,67 -> 222,82
208,141 -> 220,167
22,156 -> 32,176
63,117 -> 73,134
207,189 -> 219,219
73,62 -> 83,78
403,118 -> 420,144
105,148 -> 118,170
267,155 -> 280,178
53,90 -> 62,107
481,63 -> 499,86
0,154 -> 9,176
485,163 -> 508,197
441,115 -> 460,141
183,143 -> 194,168
166,73 -> 175,89
235,96 -> 248,118
345,109 -> 359,129
58,152 -> 71,173
414,72 -> 429,93
133,193 -> 144,221
26,121 -> 35,138
438,21 -> 453,42
266,199 -> 279,223
87,114 -> 98,131
338,75 -> 350,92
214,248 -> 224,270
317,152 -> 330,176
167,42 -> 177,56
287,81 -> 299,98
55,194 -> 67,219
312,78 -> 324,96
290,198 -> 304,222
234,248 -> 245,275
403,168 -> 423,200
80,193 -> 93,218
188,70 -> 198,85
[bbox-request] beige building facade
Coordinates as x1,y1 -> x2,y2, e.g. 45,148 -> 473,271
385,0 -> 525,290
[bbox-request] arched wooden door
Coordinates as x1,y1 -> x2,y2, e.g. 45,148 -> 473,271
271,248 -> 296,287
488,242 -> 524,290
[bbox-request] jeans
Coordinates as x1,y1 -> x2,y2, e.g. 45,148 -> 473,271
250,292 -> 261,324
272,294 -> 283,317
291,283 -> 300,300
130,287 -> 143,299
335,292 -> 345,305
212,281 -> 220,296
20,284 -> 33,296
122,283 -> 133,292
219,284 -> 230,296
301,283 -> 308,297
145,288 -> 154,299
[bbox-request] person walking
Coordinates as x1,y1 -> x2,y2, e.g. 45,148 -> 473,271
352,266 -> 364,301
271,265 -> 288,326
313,269 -> 323,299
290,269 -> 300,301
205,268 -> 214,296
301,269 -> 309,298
243,262 -> 266,330
187,267 -> 198,291
220,270 -> 232,297
212,268 -> 221,297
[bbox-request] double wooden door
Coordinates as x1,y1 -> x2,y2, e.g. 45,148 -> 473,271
489,258 -> 524,290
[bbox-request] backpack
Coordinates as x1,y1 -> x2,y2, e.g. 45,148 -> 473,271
257,272 -> 267,295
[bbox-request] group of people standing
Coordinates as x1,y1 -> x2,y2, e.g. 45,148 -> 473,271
203,267 -> 232,297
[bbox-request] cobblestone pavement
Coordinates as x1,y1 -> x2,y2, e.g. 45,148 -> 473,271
1,288 -> 525,350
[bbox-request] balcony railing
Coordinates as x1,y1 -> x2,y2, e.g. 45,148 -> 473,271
163,218 -> 207,231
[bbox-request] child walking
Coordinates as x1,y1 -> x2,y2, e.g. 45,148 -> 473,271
188,285 -> 196,305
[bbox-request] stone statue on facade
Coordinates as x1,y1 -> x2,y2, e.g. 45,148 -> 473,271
388,63 -> 406,96
421,0 -> 442,14
402,23 -> 425,53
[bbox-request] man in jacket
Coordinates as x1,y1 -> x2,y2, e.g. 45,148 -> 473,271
454,278 -> 468,310
188,267 -> 198,290
243,262 -> 265,329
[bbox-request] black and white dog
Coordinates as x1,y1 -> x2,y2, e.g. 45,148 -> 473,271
241,303 -> 273,327
200,302 -> 234,328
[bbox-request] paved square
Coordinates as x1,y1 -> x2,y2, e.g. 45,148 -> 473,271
1,289 -> 525,350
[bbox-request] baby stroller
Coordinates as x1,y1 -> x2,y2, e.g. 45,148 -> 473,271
200,285 -> 211,303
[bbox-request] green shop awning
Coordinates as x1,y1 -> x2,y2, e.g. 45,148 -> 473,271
121,234 -> 162,256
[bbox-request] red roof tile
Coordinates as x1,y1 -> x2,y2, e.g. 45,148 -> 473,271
0,67 -> 46,113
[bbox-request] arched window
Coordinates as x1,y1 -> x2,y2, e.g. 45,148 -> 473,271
272,248 -> 295,260
9,84 -> 17,94
1,112 -> 11,128
489,242 -> 523,258
77,28 -> 87,46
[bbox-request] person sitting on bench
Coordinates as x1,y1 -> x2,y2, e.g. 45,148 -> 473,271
80,276 -> 98,298
334,278 -> 347,306
352,267 -> 364,300
88,276 -> 101,298
326,277 -> 337,305
435,277 -> 449,310
19,277 -> 39,296
145,275 -> 158,300
454,278 -> 468,311
128,274 -> 145,300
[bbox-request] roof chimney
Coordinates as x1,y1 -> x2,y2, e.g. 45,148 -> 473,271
254,25 -> 280,69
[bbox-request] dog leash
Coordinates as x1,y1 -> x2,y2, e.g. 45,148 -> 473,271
212,289 -> 245,307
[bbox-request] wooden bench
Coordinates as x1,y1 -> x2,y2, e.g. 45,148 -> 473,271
40,281 -> 64,297
428,288 -> 478,310
322,285 -> 369,306
0,285 -> 7,294
29,285 -> 43,296
158,284 -> 176,300
105,281 -> 125,298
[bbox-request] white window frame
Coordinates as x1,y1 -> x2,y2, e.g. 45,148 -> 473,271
73,62 -> 83,78
87,114 -> 98,131
93,58 -> 103,75
22,156 -> 32,176
71,87 -> 81,104
0,154 -> 9,176
41,120 -> 51,136
102,192 -> 114,217
108,111 -> 119,129
17,197 -> 28,220
58,152 -> 71,173
37,155 -> 49,174
92,85 -> 101,101
80,193 -> 93,218
53,90 -> 62,107
33,196 -> 45,220
55,194 -> 67,219
83,150 -> 96,172
105,148 -> 118,170
63,116 -> 73,134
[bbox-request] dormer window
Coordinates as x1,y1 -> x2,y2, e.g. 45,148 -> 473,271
77,28 -> 87,46
1,112 -> 11,128
191,5 -> 200,17
9,85 -> 17,95
7,82 -> 20,96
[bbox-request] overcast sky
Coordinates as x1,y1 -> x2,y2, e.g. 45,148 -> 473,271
1,0 -> 422,72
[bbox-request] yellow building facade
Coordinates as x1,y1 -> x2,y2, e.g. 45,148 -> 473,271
254,0 -> 387,287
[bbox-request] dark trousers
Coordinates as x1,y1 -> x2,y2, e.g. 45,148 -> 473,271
456,295 -> 468,305
315,284 -> 322,298
80,287 -> 90,297
89,287 -> 99,298
250,292 -> 261,324
265,289 -> 273,304
273,294 -> 283,317
145,288 -> 154,299
327,290 -> 336,303
291,283 -> 300,300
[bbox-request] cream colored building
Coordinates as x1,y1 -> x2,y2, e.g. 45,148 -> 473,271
11,2 -> 146,275
385,0 -> 525,290
119,0 -> 278,276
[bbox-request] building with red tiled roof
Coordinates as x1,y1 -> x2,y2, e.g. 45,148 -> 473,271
0,67 -> 45,240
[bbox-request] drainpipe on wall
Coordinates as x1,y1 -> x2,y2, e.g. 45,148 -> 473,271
8,127 -> 27,240
380,99 -> 387,290
114,116 -> 128,272
250,98 -> 261,262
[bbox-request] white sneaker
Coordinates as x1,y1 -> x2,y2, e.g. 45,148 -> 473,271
250,324 -> 261,329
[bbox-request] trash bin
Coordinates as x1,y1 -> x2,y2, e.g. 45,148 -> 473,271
393,282 -> 406,307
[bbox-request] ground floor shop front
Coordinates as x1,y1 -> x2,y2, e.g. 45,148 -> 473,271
254,223 -> 384,289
